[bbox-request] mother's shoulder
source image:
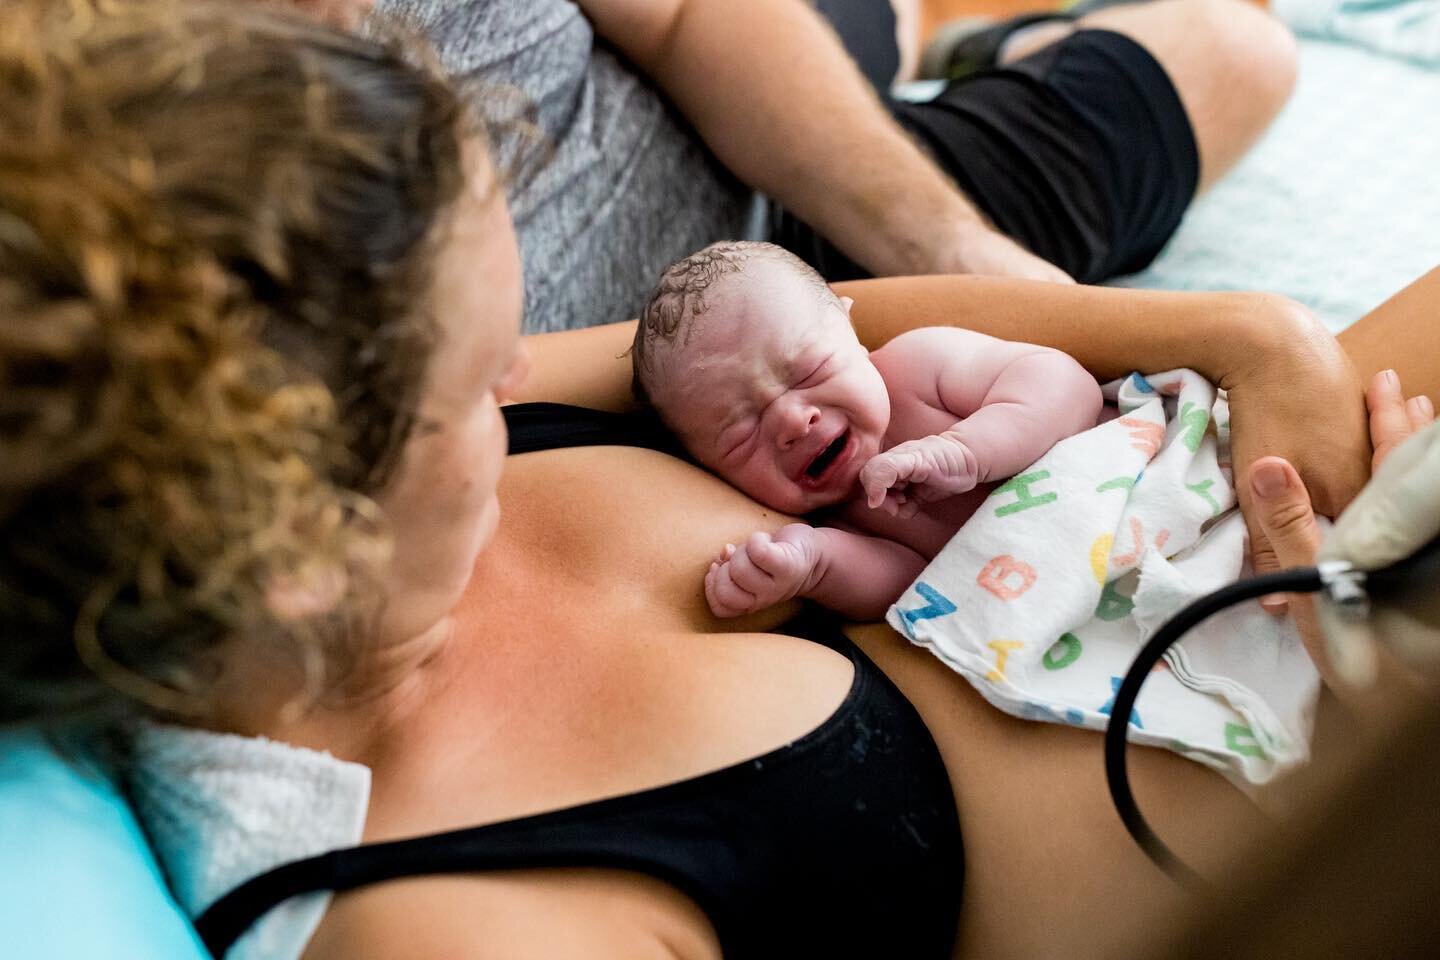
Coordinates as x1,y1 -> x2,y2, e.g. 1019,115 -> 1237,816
305,865 -> 722,960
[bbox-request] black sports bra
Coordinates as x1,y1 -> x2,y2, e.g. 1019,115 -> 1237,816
197,403 -> 964,959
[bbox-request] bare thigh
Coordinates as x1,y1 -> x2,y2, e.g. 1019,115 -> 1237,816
847,622 -> 1266,960
1005,0 -> 1299,194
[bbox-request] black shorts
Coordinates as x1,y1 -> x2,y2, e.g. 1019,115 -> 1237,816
813,0 -> 902,95
771,17 -> 1201,285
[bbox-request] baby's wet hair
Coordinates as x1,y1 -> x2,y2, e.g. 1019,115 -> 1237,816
629,241 -> 837,408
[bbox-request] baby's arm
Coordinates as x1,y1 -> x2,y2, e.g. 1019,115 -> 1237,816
706,523 -> 926,621
864,327 -> 1103,514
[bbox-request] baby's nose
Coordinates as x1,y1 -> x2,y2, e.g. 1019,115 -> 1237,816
777,402 -> 821,447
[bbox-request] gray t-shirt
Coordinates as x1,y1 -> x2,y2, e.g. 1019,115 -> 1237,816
379,0 -> 754,332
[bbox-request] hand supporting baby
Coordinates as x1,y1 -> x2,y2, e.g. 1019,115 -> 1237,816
860,433 -> 980,518
705,524 -> 821,618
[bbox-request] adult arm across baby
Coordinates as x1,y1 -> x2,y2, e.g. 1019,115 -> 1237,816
517,275 -> 1375,573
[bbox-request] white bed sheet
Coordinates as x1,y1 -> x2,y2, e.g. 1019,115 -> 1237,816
1111,36 -> 1440,333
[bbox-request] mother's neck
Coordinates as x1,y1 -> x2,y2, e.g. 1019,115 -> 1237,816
200,614 -> 456,766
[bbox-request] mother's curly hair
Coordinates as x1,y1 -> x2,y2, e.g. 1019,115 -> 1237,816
0,0 -> 475,723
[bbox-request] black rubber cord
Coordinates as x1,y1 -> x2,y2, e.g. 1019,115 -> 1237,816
1103,566 -> 1323,887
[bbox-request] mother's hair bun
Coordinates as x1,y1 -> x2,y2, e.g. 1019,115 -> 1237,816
0,0 -> 470,722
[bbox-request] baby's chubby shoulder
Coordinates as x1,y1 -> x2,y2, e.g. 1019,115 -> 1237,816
871,325 -> 970,360
868,325 -> 997,374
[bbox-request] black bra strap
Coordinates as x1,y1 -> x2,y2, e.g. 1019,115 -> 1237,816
193,768 -> 767,957
195,829 -> 678,956
195,853 -> 336,956
502,401 -> 689,459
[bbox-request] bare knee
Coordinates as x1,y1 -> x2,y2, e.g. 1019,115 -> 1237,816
1087,0 -> 1297,102
1182,0 -> 1297,112
1083,0 -> 1298,189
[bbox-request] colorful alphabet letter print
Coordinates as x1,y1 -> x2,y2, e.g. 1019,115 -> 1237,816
976,555 -> 1038,601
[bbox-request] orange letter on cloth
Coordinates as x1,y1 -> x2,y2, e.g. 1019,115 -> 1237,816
977,555 -> 1038,601
1116,416 -> 1164,458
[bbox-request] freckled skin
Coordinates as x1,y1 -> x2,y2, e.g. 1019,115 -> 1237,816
650,260 -> 1104,621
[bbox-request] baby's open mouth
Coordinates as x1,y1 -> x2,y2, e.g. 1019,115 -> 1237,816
805,430 -> 850,480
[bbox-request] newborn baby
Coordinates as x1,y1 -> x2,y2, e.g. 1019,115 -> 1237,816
631,241 -> 1103,620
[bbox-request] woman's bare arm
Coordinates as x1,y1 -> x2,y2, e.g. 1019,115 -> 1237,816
514,276 -> 1373,538
517,278 -> 1311,409
837,275 -> 1294,383
513,321 -> 638,411
837,274 -> 1374,560
1336,265 -> 1440,399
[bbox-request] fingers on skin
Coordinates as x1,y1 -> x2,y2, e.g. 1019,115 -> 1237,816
746,533 -> 790,576
740,537 -> 796,594
1248,456 -> 1325,613
867,484 -> 887,510
726,550 -> 771,595
863,457 -> 904,508
1407,395 -> 1436,431
1238,476 -> 1284,608
866,450 -> 937,512
1245,523 -> 1288,612
1244,372 -> 1429,615
1368,369 -> 1415,469
706,562 -> 756,617
704,531 -> 809,617
862,468 -> 890,508
705,538 -> 778,616
1250,457 -> 1324,556
1245,457 -> 1327,654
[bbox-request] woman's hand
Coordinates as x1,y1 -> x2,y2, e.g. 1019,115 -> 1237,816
1246,370 -> 1435,685
1223,299 -> 1371,594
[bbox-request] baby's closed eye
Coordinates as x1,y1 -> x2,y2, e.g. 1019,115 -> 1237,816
794,358 -> 830,387
718,419 -> 758,462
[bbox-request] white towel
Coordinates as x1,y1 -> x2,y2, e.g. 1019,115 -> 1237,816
126,722 -> 370,960
886,370 -> 1321,785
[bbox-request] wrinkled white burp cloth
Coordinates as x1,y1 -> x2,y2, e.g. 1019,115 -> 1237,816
126,721 -> 370,960
887,370 -> 1321,785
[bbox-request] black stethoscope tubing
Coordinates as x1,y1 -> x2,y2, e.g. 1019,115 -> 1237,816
1102,566 -> 1324,887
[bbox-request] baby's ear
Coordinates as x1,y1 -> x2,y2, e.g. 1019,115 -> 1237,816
839,296 -> 854,315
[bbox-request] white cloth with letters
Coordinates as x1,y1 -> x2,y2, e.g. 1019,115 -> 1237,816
886,370 -> 1321,784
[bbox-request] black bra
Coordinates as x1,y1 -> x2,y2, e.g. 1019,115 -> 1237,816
197,403 -> 963,959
